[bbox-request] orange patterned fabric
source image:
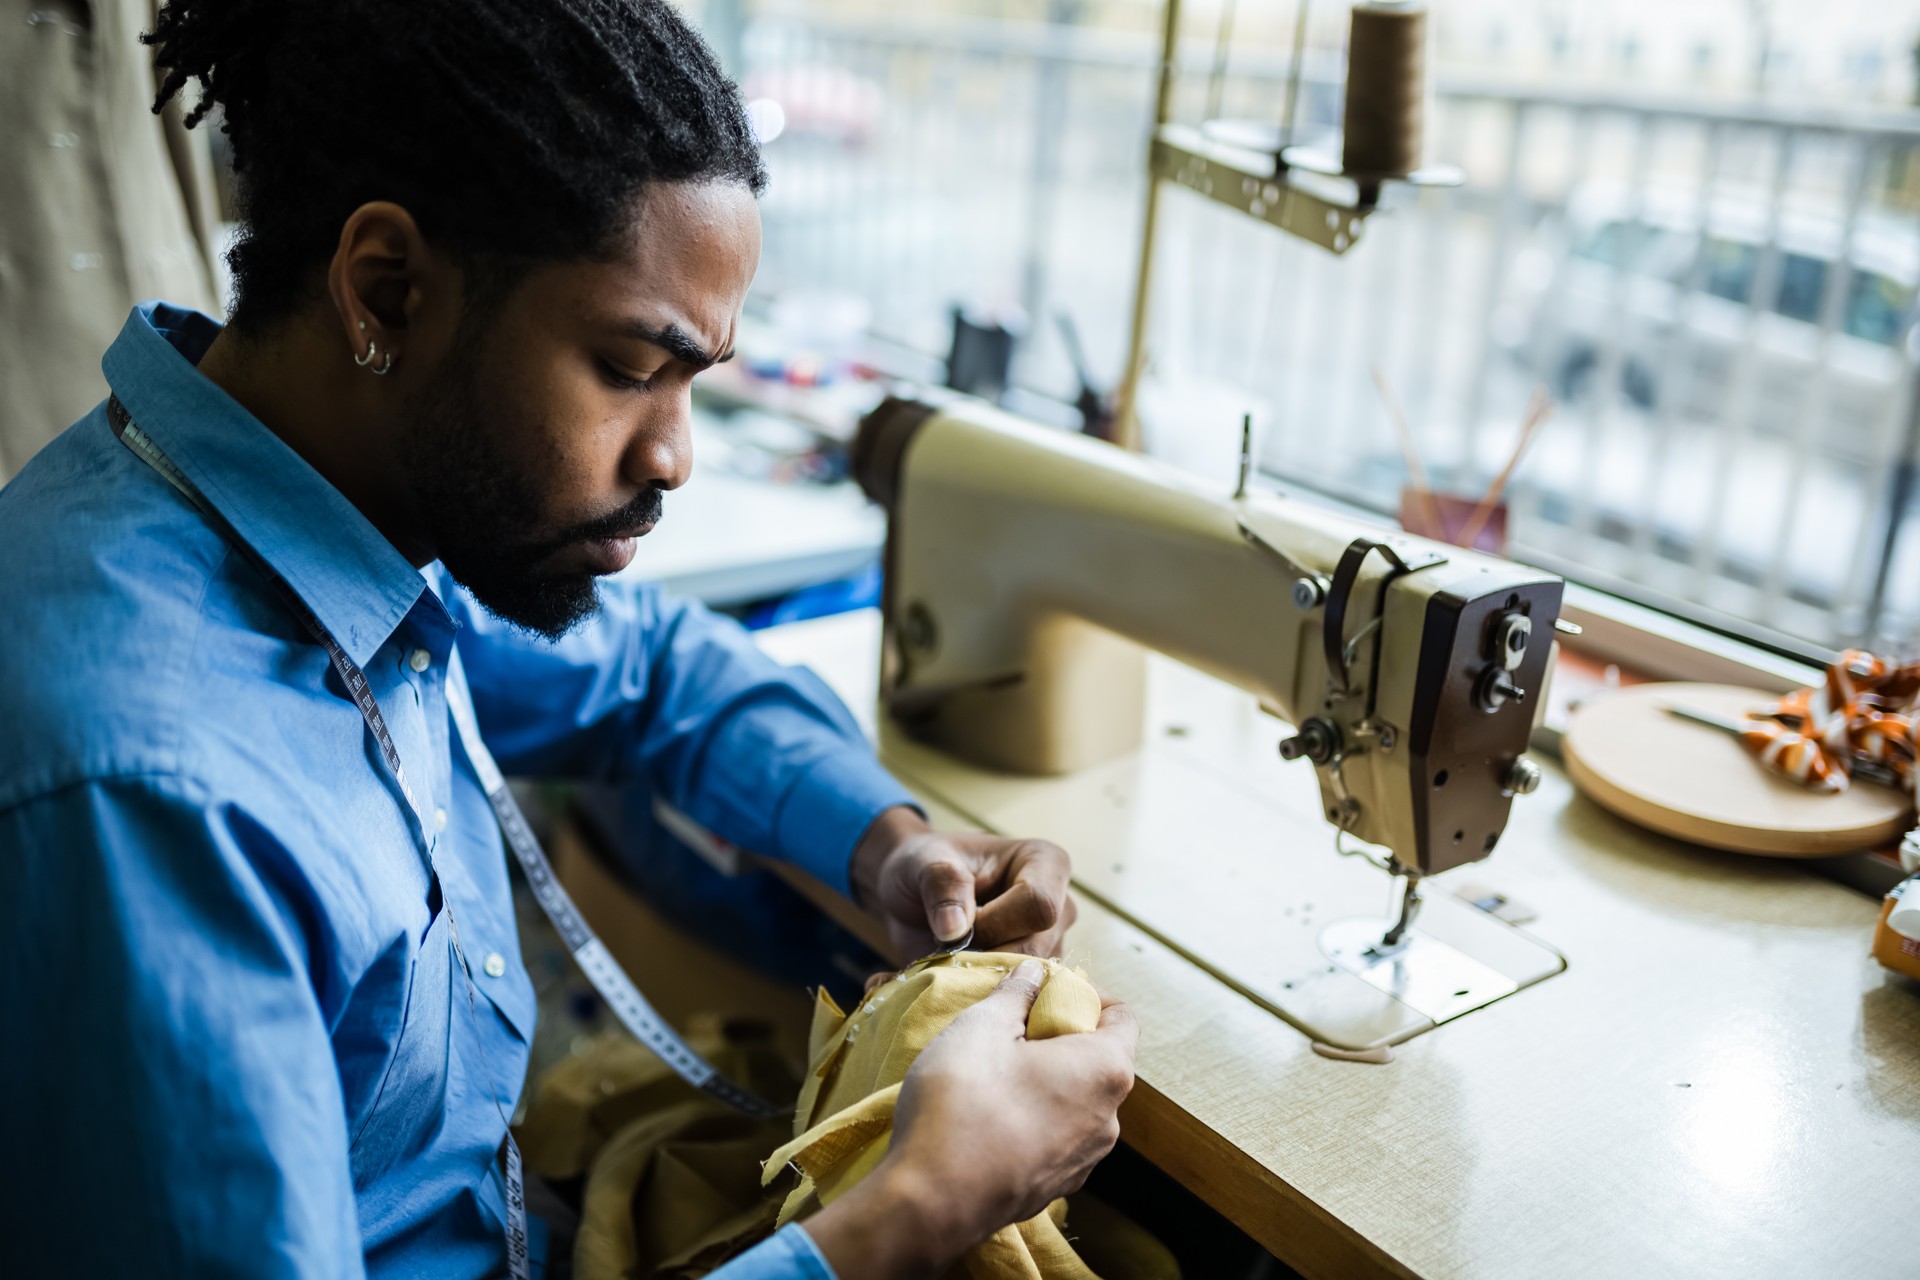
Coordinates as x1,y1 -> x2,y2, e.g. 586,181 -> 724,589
1740,650 -> 1920,794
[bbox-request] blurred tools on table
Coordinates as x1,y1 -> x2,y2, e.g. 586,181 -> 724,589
1054,312 -> 1117,442
944,303 -> 1025,407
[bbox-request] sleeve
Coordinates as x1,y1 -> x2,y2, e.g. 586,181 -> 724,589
0,775 -> 362,1279
705,1225 -> 839,1280
447,578 -> 917,896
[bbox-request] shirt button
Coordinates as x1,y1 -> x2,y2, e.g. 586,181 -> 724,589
408,648 -> 431,673
435,807 -> 448,832
483,953 -> 507,979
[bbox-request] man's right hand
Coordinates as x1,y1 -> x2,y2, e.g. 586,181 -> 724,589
803,960 -> 1140,1279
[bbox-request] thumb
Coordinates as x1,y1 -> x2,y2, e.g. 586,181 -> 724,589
917,854 -> 978,943
973,958 -> 1047,1031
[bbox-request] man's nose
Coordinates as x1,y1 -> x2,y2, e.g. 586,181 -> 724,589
622,392 -> 693,493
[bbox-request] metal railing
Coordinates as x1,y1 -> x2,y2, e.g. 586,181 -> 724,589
739,10 -> 1920,657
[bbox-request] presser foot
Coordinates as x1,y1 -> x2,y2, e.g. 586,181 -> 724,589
1317,918 -> 1519,1030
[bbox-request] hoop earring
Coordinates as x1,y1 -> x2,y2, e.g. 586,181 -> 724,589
353,338 -> 395,376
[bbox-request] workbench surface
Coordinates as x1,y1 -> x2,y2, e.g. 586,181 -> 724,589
755,610 -> 1920,1280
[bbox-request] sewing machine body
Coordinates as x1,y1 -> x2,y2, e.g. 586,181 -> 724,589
855,397 -> 1568,1048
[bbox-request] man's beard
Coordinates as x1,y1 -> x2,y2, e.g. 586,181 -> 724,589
398,335 -> 662,640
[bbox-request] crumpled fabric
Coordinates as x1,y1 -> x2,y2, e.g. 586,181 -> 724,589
516,1017 -> 800,1278
762,951 -> 1109,1280
1740,649 -> 1920,794
516,957 -> 1175,1280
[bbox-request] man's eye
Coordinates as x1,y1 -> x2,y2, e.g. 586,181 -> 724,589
598,358 -> 658,391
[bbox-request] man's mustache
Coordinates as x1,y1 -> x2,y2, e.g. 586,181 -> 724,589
476,486 -> 665,571
547,487 -> 665,551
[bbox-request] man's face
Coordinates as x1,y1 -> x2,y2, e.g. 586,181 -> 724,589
400,179 -> 760,638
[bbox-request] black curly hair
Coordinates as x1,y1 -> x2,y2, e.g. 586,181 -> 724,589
145,0 -> 768,331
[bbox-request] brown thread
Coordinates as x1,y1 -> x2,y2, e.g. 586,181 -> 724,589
1343,2 -> 1427,177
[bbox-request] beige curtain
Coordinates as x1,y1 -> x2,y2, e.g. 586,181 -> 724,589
0,0 -> 222,481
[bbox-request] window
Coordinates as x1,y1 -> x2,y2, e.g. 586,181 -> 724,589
1575,221 -> 1646,269
1701,237 -> 1758,305
1773,252 -> 1826,326
737,0 -> 1920,656
1847,271 -> 1911,347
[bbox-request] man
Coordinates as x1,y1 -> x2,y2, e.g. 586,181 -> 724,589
0,2 -> 1138,1277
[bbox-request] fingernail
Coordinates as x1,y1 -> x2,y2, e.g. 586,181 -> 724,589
1012,959 -> 1045,985
933,906 -> 968,942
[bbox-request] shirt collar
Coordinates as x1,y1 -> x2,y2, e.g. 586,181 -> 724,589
103,302 -> 435,666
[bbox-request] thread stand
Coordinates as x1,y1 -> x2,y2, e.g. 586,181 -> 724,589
1278,145 -> 1463,212
1152,123 -> 1374,256
1116,0 -> 1464,443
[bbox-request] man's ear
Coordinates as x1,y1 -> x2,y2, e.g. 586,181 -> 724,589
325,201 -> 437,373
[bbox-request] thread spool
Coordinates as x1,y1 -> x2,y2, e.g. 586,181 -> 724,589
1891,875 -> 1920,942
1342,1 -> 1427,178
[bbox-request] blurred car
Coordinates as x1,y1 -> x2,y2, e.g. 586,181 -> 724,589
1498,183 -> 1919,455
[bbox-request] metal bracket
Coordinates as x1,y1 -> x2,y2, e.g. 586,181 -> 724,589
1152,124 -> 1372,256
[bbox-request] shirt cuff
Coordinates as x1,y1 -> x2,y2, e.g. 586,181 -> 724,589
705,1223 -> 839,1280
783,1225 -> 838,1280
772,748 -> 919,897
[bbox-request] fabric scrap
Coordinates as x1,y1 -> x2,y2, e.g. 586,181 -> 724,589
1740,649 -> 1920,795
762,951 -> 1107,1280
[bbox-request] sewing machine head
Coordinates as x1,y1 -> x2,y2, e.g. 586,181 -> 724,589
854,395 -> 1563,887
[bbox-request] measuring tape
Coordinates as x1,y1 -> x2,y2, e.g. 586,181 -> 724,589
109,397 -> 784,1278
444,686 -> 782,1117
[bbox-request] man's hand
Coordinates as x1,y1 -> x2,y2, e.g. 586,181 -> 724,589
851,806 -> 1078,959
804,961 -> 1140,1279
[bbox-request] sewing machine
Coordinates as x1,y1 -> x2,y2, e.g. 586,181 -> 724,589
853,395 -> 1568,1051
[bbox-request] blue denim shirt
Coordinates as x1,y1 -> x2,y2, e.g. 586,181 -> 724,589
0,304 -> 904,1278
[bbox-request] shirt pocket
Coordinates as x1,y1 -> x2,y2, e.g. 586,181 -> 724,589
348,906 -> 455,1192
433,839 -> 536,1048
467,933 -> 536,1049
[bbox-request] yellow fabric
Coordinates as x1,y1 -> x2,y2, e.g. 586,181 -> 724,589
578,1102 -> 788,1277
517,958 -> 1177,1279
761,951 -> 1110,1280
515,1020 -> 797,1278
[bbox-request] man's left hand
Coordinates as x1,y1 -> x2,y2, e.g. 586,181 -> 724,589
850,807 -> 1077,959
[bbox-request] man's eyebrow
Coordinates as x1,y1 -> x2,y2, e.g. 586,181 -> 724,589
618,320 -> 734,369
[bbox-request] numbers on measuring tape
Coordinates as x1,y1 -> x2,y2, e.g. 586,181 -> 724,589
502,1135 -> 531,1280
